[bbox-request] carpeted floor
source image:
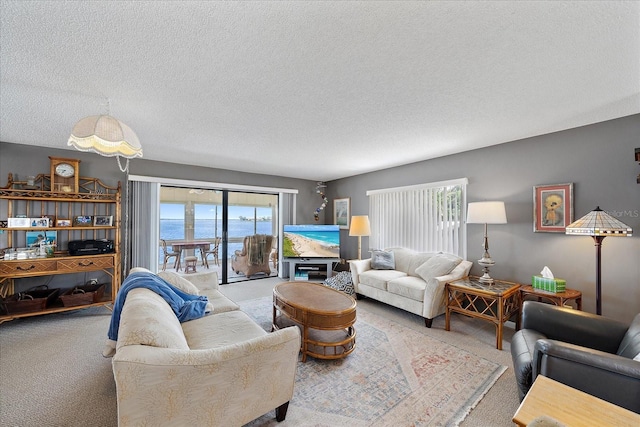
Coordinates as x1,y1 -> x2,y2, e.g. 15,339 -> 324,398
0,277 -> 521,426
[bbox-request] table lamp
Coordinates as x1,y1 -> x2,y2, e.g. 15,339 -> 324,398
565,206 -> 632,315
349,215 -> 371,260
467,201 -> 507,284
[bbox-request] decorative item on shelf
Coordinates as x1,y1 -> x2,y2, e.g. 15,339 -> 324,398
333,197 -> 350,229
533,183 -> 574,232
93,215 -> 113,226
26,230 -> 57,249
72,215 -> 93,227
7,218 -> 31,228
349,215 -> 371,260
314,182 -> 328,221
49,156 -> 81,193
565,206 -> 633,315
68,109 -> 143,173
56,219 -> 71,227
466,201 -> 507,284
30,218 -> 49,228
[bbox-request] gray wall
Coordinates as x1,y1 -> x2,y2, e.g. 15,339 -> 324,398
0,142 -> 325,222
0,142 -> 324,289
326,114 -> 640,322
2,114 -> 639,321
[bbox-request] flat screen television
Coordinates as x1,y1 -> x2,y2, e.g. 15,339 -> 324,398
283,224 -> 340,258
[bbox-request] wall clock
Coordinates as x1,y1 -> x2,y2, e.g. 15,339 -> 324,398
49,156 -> 80,193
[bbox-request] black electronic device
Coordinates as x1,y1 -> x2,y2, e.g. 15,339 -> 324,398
68,239 -> 114,256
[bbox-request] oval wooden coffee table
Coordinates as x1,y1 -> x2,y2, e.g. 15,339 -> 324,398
272,281 -> 357,362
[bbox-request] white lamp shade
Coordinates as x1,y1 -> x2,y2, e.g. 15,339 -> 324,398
349,215 -> 371,236
467,201 -> 507,224
68,115 -> 143,159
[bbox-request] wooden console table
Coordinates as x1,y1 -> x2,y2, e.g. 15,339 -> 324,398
513,375 -> 640,427
445,276 -> 521,350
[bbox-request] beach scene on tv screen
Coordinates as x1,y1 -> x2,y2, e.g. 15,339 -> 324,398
283,224 -> 340,258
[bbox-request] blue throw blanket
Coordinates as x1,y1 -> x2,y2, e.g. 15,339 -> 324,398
107,271 -> 209,342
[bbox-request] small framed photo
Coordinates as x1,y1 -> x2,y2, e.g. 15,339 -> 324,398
43,215 -> 56,226
31,217 -> 50,228
533,183 -> 574,233
93,215 -> 113,226
8,217 -> 31,228
56,219 -> 71,227
73,215 -> 93,227
333,197 -> 350,230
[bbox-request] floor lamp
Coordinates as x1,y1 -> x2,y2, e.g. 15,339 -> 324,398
565,206 -> 632,315
466,201 -> 507,284
349,215 -> 371,260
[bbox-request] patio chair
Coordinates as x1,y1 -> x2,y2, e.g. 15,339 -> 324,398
160,239 -> 180,271
231,234 -> 274,277
202,237 -> 221,267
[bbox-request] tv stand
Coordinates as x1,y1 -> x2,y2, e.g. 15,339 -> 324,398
288,258 -> 338,281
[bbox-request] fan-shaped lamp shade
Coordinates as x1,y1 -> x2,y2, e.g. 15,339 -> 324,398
68,115 -> 143,159
565,207 -> 632,237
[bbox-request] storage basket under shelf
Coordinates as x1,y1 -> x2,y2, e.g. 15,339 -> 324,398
1,287 -> 60,315
59,283 -> 106,307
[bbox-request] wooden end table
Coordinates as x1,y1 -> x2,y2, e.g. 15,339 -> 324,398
272,281 -> 357,362
445,276 -> 521,350
520,285 -> 582,310
513,375 -> 640,427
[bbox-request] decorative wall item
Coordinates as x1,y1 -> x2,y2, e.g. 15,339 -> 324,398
314,182 -> 328,221
636,148 -> 640,184
93,215 -> 113,226
533,183 -> 573,233
334,197 -> 350,229
73,215 -> 93,227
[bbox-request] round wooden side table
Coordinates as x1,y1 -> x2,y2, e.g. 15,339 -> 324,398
520,285 -> 582,310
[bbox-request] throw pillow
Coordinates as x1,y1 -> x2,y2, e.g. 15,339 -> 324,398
323,271 -> 355,295
157,271 -> 201,295
634,352 -> 640,362
414,254 -> 461,281
371,250 -> 395,270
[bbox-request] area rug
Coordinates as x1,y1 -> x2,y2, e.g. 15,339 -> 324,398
239,297 -> 507,427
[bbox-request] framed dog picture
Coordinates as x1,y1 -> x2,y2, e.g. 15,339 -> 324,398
533,183 -> 573,233
93,215 -> 113,226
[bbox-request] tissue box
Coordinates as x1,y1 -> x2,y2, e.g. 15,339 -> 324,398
532,275 -> 566,293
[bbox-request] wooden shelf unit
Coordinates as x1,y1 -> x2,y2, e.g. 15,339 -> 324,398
0,173 -> 121,323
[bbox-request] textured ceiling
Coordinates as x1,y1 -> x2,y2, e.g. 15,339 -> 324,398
1,1 -> 639,181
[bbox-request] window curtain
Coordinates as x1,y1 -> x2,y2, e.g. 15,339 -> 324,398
126,179 -> 160,273
279,192 -> 296,279
367,178 -> 468,258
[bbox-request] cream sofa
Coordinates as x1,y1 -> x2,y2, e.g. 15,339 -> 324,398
110,268 -> 301,426
349,248 -> 472,327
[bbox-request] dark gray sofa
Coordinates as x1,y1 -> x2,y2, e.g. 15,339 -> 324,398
510,301 -> 640,413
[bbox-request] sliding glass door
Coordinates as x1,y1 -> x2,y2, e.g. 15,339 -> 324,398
158,186 -> 278,283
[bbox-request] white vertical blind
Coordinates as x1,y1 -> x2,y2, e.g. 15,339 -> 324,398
367,178 -> 468,257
